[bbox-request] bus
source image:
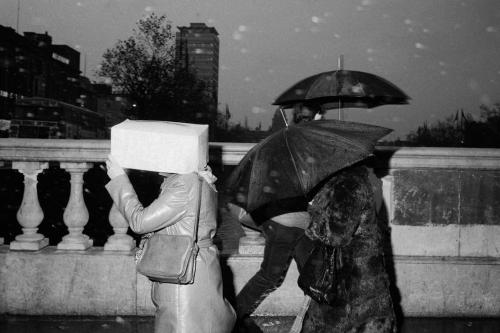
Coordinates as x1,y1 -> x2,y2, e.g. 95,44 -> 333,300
8,97 -> 106,139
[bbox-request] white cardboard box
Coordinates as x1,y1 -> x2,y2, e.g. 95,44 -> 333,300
110,119 -> 209,174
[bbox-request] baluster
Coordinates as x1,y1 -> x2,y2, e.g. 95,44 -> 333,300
57,162 -> 93,250
10,161 -> 49,251
104,203 -> 135,251
238,225 -> 265,255
381,174 -> 395,222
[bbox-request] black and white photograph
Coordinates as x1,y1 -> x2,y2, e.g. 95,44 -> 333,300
0,1 -> 499,332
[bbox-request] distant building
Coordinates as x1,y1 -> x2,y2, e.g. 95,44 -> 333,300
93,83 -> 130,132
175,23 -> 219,132
9,97 -> 105,139
0,25 -> 97,120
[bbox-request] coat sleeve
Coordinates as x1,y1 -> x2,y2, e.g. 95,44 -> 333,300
306,167 -> 373,247
105,174 -> 188,234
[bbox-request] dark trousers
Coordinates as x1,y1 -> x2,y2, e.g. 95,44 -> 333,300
236,220 -> 313,318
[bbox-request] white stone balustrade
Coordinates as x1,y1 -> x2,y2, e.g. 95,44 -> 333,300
104,203 -> 135,251
2,139 -> 500,317
57,162 -> 93,250
9,161 -> 49,251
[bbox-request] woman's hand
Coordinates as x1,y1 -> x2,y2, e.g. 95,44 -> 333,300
105,154 -> 125,179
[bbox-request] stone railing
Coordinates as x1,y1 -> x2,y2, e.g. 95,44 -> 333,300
0,139 -> 134,251
1,139 -> 500,317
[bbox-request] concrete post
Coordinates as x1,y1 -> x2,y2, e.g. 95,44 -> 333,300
104,203 -> 135,251
10,161 -> 49,251
57,162 -> 93,250
381,174 -> 394,222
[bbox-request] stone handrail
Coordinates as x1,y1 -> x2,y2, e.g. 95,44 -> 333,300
1,138 -> 500,253
2,138 -> 500,167
2,139 -> 500,317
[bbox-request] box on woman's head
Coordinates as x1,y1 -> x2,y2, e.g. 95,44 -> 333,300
110,120 -> 209,174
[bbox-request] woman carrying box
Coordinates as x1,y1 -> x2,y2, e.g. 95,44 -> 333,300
106,155 -> 236,333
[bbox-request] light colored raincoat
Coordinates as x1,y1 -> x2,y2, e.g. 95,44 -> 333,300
106,172 -> 236,333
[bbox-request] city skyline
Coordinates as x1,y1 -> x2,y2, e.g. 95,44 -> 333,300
1,0 -> 499,139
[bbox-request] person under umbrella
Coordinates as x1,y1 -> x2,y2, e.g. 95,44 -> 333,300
228,105 -> 392,333
230,102 -> 322,333
297,157 -> 396,333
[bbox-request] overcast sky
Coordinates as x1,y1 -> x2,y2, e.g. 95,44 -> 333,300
1,0 -> 499,139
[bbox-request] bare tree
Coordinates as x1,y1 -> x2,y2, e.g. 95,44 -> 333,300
99,13 -> 207,121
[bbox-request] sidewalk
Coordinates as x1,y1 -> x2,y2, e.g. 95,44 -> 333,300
1,315 -> 500,333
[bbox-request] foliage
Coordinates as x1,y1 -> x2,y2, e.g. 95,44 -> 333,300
406,103 -> 500,147
98,13 -> 209,121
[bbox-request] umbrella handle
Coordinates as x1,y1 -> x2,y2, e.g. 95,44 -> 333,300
279,107 -> 289,127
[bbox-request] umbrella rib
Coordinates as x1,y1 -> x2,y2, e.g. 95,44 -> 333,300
283,129 -> 307,197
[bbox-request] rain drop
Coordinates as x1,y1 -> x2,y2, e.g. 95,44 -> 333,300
238,25 -> 248,32
311,16 -> 322,24
306,156 -> 316,164
232,31 -> 243,40
486,26 -> 497,33
144,6 -> 154,12
263,186 -> 275,194
415,42 -> 427,49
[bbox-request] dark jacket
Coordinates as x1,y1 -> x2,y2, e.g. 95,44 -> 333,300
299,164 -> 395,333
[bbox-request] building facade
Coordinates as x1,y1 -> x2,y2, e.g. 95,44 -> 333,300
0,26 -> 97,116
175,23 -> 219,133
0,25 -> 102,137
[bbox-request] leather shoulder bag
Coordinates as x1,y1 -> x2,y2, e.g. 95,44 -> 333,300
136,177 -> 202,284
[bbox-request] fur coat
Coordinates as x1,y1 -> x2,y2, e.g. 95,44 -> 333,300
299,164 -> 396,333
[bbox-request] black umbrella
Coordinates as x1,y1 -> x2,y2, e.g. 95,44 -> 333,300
226,119 -> 392,224
273,70 -> 410,109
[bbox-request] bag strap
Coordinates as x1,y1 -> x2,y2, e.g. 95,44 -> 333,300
192,177 -> 203,244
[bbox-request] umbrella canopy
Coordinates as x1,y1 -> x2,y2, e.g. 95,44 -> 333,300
226,119 -> 392,224
273,70 -> 410,108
